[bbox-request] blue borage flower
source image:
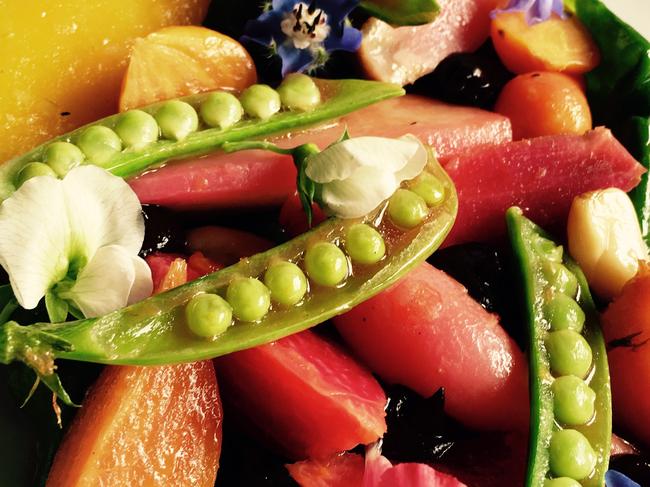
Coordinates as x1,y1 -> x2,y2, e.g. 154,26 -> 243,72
243,0 -> 362,76
491,0 -> 565,25
605,470 -> 641,487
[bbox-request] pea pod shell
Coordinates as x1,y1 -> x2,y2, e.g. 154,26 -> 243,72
0,151 -> 456,367
506,207 -> 611,487
0,78 -> 404,202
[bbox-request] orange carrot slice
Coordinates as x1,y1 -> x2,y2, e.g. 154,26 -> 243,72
46,361 -> 222,486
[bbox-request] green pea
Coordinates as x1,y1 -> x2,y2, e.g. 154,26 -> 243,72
304,242 -> 349,287
155,100 -> 199,141
43,141 -> 85,177
388,189 -> 429,229
544,478 -> 582,487
185,293 -> 233,338
548,429 -> 597,480
552,375 -> 596,426
200,91 -> 244,129
543,261 -> 579,297
409,172 -> 445,207
264,261 -> 308,306
76,125 -> 122,165
277,74 -> 321,112
226,277 -> 271,322
240,84 -> 281,120
15,162 -> 56,187
544,293 -> 586,333
345,224 -> 386,265
546,330 -> 593,379
534,236 -> 564,263
114,109 -> 159,149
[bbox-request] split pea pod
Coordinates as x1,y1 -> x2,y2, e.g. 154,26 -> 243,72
0,150 -> 456,401
0,77 -> 404,201
507,208 -> 612,487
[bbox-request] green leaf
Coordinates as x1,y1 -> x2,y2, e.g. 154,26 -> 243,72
45,292 -> 68,323
359,0 -> 440,25
573,0 -> 650,244
575,0 -> 650,124
0,284 -> 13,308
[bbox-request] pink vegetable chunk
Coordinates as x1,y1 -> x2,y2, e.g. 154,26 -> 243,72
358,0 -> 502,86
129,96 -> 511,209
214,330 -> 387,460
287,453 -> 365,487
364,443 -> 466,487
334,263 -> 529,432
442,127 -> 646,246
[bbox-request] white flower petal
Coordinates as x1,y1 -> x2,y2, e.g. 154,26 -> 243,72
66,245 -> 136,318
0,175 -> 70,309
393,135 -> 428,182
127,255 -> 153,305
62,166 -> 145,259
321,166 -> 399,218
306,135 -> 424,183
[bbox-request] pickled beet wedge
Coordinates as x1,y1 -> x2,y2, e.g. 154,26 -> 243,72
214,330 -> 387,460
442,127 -> 646,246
358,0 -> 502,86
129,95 -> 511,209
334,262 -> 529,432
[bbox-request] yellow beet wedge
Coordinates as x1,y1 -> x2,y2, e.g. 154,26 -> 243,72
119,26 -> 258,111
0,0 -> 209,164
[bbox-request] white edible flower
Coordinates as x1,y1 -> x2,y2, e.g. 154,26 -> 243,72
0,166 -> 152,318
568,188 -> 649,300
305,134 -> 428,218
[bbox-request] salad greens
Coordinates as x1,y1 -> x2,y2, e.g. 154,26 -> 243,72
572,0 -> 650,244
359,0 -> 440,26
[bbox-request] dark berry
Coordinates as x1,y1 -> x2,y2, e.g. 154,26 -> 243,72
410,48 -> 512,110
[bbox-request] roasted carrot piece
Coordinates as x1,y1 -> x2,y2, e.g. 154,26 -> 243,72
602,263 -> 650,448
494,71 -> 592,140
46,361 -> 222,486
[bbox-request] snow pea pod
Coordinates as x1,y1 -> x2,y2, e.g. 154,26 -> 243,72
507,208 -> 611,487
0,150 -> 456,393
0,78 -> 404,202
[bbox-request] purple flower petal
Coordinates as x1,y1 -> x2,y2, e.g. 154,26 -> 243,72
242,10 -> 285,45
272,0 -> 299,12
324,25 -> 362,52
492,0 -> 565,25
605,470 -> 641,487
317,0 -> 358,23
243,0 -> 362,75
278,43 -> 315,76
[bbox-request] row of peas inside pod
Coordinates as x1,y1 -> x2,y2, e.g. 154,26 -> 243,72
537,239 -> 598,484
14,74 -> 322,188
508,208 -> 611,487
184,170 -> 447,339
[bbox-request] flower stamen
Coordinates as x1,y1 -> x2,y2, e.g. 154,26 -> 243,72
282,2 -> 331,49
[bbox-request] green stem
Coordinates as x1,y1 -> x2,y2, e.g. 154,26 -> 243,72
222,140 -> 294,155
